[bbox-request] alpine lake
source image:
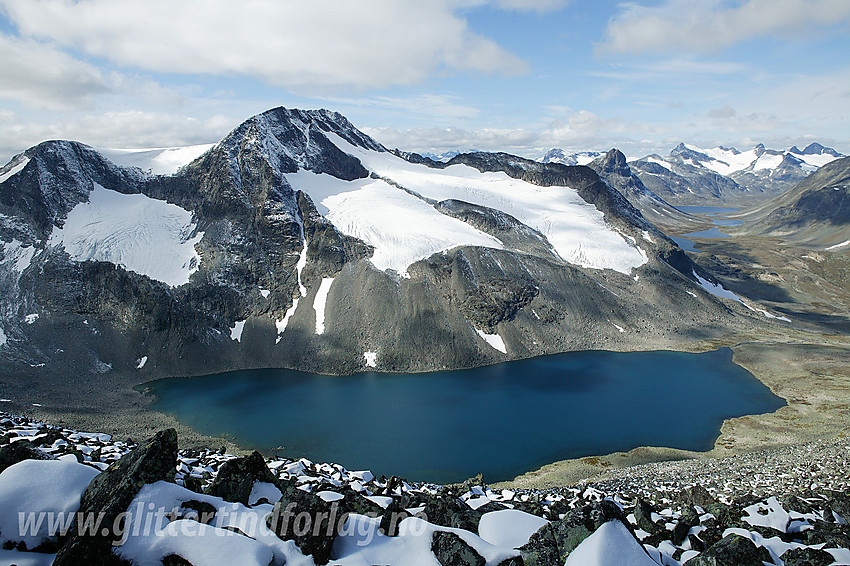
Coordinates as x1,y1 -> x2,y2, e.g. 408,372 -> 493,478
140,348 -> 784,484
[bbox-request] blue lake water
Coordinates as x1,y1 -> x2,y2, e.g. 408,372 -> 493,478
673,206 -> 742,252
141,349 -> 784,484
682,227 -> 732,240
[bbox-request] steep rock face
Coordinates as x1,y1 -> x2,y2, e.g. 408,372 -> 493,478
0,107 -> 757,379
588,149 -> 700,232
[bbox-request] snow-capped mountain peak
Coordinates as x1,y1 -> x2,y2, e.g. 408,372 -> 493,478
540,148 -> 604,166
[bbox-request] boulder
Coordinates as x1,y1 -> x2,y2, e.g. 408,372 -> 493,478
206,451 -> 277,505
31,428 -> 67,448
337,488 -> 385,518
162,555 -> 193,566
431,531 -> 485,566
680,485 -> 718,508
673,510 -> 701,546
420,495 -> 483,532
633,498 -> 662,534
380,499 -> 411,537
782,547 -> 835,566
684,534 -> 773,566
53,429 -> 178,566
0,440 -> 53,474
266,480 -> 348,565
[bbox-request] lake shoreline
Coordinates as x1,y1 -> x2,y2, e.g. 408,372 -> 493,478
5,338 -> 849,489
137,347 -> 782,484
502,341 -> 850,489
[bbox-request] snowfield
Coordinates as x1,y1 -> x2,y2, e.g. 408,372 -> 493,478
288,169 -> 503,275
96,145 -> 214,176
47,184 -> 204,287
294,133 -> 648,275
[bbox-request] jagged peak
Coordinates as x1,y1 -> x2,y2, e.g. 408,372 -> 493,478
590,148 -> 629,177
240,106 -> 385,153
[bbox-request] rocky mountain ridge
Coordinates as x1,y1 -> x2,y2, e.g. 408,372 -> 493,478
0,107 -> 767,380
541,142 -> 844,206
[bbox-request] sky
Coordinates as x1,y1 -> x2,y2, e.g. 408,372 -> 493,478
0,0 -> 849,164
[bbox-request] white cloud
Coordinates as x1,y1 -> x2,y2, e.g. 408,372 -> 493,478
453,0 -> 571,12
0,111 -> 236,164
324,94 -> 481,122
600,0 -> 850,55
1,0 -> 528,91
364,109 -> 668,158
0,33 -> 107,109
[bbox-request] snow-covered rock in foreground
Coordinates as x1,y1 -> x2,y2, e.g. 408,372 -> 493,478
565,520 -> 658,566
0,458 -> 98,549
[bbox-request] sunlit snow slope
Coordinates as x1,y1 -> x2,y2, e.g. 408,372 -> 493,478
48,184 -> 203,286
291,133 -> 647,275
96,145 -> 214,176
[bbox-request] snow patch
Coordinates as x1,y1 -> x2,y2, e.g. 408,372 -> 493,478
229,320 -> 246,342
645,156 -> 672,171
276,238 -> 310,343
475,329 -> 507,354
478,509 -> 548,549
24,313 -> 38,324
259,288 -> 270,298
564,520 -> 658,566
97,144 -> 214,176
363,351 -> 378,368
695,272 -> 790,322
314,277 -> 334,335
296,240 -> 308,297
0,459 -> 99,549
275,298 -> 299,344
248,481 -> 282,506
742,497 -> 790,532
826,239 -> 850,251
0,327 -> 6,348
0,156 -> 29,183
611,322 -> 625,333
333,514 -> 519,565
694,272 -> 745,304
48,184 -> 203,287
136,356 -> 148,369
1,238 -> 37,275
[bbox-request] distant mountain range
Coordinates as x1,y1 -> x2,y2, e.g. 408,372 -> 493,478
734,155 -> 850,248
543,142 -> 844,205
0,107 -> 767,379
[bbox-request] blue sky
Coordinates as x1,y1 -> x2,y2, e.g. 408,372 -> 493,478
1,0 -> 849,164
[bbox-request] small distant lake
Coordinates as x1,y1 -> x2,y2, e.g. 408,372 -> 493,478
141,349 -> 784,484
673,205 -> 742,252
